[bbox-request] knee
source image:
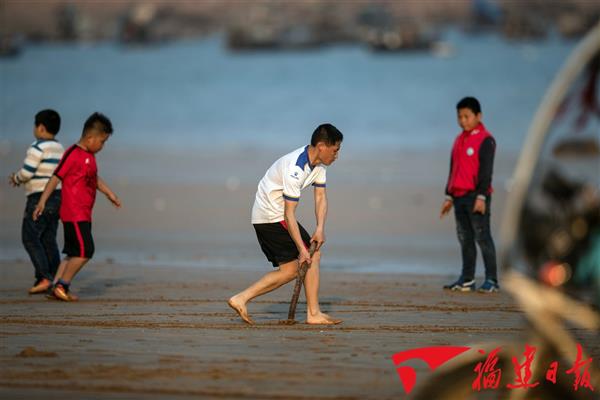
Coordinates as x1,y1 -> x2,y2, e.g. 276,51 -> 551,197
21,234 -> 38,249
283,268 -> 297,281
456,229 -> 472,244
476,236 -> 495,251
312,250 -> 321,263
474,226 -> 492,244
40,235 -> 58,247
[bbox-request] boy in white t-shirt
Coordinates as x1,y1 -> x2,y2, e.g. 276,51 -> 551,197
228,123 -> 343,325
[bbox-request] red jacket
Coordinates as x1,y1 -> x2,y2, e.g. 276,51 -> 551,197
446,123 -> 495,198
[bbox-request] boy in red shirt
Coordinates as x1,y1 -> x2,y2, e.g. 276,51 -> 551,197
33,112 -> 121,301
440,97 -> 499,293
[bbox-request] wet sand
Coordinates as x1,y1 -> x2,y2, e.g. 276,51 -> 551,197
0,259 -> 539,400
0,147 -> 515,274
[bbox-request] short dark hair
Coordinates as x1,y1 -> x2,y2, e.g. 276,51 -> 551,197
35,109 -> 61,135
456,97 -> 481,114
311,123 -> 343,147
83,112 -> 113,136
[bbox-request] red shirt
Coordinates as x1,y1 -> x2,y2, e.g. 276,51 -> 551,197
54,145 -> 98,222
447,123 -> 494,197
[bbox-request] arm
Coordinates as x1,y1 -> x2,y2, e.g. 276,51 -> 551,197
473,137 -> 495,214
8,173 -> 19,187
440,154 -> 454,219
10,145 -> 43,187
312,186 -> 327,250
444,153 -> 453,198
97,176 -> 121,208
284,199 -> 311,266
475,137 -> 495,198
32,175 -> 60,220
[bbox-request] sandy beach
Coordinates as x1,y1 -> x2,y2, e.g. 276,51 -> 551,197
0,258 -> 596,400
0,149 -> 553,400
0,259 -> 526,400
2,142 -> 598,400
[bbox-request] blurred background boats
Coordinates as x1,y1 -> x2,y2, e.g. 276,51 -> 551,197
1,0 -> 598,56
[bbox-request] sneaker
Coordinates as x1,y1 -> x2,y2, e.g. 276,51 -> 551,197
443,277 -> 476,292
28,278 -> 52,294
52,284 -> 78,302
46,289 -> 77,301
478,279 -> 500,293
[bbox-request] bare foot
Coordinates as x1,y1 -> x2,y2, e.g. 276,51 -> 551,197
323,312 -> 342,324
228,296 -> 254,325
306,312 -> 342,325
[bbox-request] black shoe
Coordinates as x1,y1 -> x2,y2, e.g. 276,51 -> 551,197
443,277 -> 476,292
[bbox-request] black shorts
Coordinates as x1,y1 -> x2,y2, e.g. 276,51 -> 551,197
62,221 -> 95,259
253,221 -> 310,267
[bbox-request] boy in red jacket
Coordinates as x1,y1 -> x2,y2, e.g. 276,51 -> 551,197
440,97 -> 499,293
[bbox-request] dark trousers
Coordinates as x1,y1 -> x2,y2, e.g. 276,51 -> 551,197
453,193 -> 497,281
22,191 -> 61,282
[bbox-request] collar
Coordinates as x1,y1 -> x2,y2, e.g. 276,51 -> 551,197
295,145 -> 314,170
76,143 -> 92,153
463,123 -> 485,136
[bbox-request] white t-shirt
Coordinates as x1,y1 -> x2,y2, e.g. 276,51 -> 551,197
252,146 -> 327,224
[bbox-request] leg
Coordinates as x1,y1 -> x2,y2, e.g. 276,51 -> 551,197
59,257 -> 90,283
40,215 -> 61,279
304,250 -> 341,324
53,258 -> 69,284
40,192 -> 61,278
472,198 -> 498,282
57,221 -> 94,284
454,196 -> 477,281
228,260 -> 299,324
21,215 -> 53,283
51,257 -> 88,301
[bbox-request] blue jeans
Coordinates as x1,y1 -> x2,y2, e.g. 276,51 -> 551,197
22,191 -> 61,282
453,193 -> 497,281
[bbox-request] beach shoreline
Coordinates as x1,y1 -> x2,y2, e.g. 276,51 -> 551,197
0,146 -> 515,276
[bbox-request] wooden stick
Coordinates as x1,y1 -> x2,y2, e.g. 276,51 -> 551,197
286,242 -> 317,322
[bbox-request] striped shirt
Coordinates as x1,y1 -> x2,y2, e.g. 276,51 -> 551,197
14,139 -> 64,196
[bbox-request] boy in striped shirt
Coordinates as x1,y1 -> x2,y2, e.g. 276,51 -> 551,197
9,109 -> 64,294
